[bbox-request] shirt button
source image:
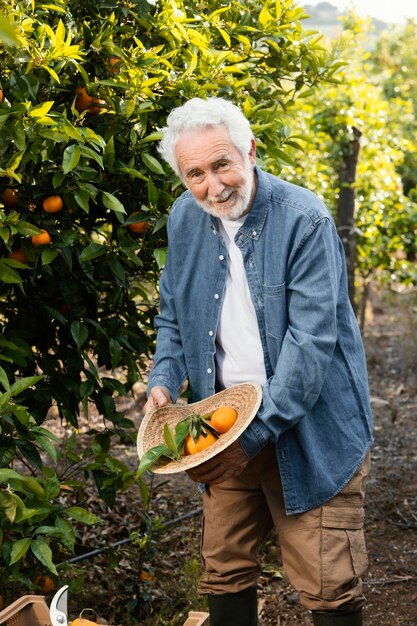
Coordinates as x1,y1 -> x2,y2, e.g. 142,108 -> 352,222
207,368 -> 212,374
219,254 -> 225,261
252,230 -> 257,237
214,293 -> 219,299
208,330 -> 214,336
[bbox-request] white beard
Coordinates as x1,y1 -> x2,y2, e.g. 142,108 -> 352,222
196,159 -> 255,221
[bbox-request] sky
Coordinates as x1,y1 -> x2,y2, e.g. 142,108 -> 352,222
307,0 -> 417,23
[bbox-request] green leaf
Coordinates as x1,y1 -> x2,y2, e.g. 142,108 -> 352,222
79,242 -> 107,261
31,539 -> 58,574
32,432 -> 57,462
70,321 -> 88,349
15,221 -> 43,236
41,249 -> 59,265
65,506 -> 101,525
0,260 -> 23,284
109,338 -> 121,369
12,405 -> 30,427
10,538 -> 31,565
274,148 -> 296,166
104,135 -> 115,169
153,247 -> 167,269
152,215 -> 168,234
28,101 -> 54,118
81,351 -> 100,379
43,65 -> 60,83
142,153 -> 165,176
102,191 -> 125,213
136,444 -> 170,478
174,418 -> 192,448
148,177 -> 159,206
107,256 -> 127,286
79,145 -> 104,169
62,144 -> 81,173
0,468 -> 27,485
0,15 -> 20,46
14,499 -> 37,523
55,517 -> 76,551
0,491 -> 18,522
0,470 -> 45,498
138,131 -> 163,144
34,525 -> 63,536
259,4 -> 272,26
0,365 -> 10,391
9,375 -> 42,398
138,478 -> 150,507
74,189 -> 90,212
118,167 -> 148,181
217,26 -> 231,46
0,375 -> 42,409
163,422 -> 178,457
20,476 -> 45,499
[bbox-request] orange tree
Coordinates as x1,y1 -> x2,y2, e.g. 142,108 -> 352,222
281,12 -> 417,317
0,0 -> 344,596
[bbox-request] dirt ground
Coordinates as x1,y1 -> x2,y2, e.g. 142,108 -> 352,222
63,286 -> 417,626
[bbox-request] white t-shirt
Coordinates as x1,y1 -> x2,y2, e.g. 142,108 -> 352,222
215,217 -> 267,389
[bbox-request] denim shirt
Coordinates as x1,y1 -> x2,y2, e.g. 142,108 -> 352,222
148,167 -> 373,515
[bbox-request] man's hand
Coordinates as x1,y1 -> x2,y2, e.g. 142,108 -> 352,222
186,440 -> 249,485
143,386 -> 172,414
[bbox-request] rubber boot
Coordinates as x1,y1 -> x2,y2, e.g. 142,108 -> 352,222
312,608 -> 363,626
207,587 -> 258,626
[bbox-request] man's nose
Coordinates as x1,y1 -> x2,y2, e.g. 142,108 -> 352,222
207,172 -> 225,197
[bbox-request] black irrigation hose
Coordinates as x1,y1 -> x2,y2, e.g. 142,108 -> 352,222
57,507 -> 204,568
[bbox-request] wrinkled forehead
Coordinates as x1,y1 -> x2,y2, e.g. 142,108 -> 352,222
174,123 -> 233,148
175,126 -> 243,174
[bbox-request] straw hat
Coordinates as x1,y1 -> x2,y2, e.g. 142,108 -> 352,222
137,382 -> 262,474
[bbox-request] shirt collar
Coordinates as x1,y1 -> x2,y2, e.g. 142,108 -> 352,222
238,167 -> 271,241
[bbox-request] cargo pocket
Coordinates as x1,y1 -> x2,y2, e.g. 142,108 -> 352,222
321,506 -> 368,601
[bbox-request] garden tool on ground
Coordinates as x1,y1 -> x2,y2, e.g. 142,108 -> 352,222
50,585 -> 68,626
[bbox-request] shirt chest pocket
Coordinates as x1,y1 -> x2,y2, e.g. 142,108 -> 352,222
263,282 -> 287,341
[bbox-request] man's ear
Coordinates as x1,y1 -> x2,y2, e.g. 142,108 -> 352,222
249,138 -> 256,167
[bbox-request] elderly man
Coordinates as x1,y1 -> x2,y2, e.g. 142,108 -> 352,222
144,97 -> 373,626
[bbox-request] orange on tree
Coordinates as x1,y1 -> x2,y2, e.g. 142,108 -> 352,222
210,406 -> 238,434
74,86 -> 105,115
31,229 -> 52,246
70,618 -> 99,626
43,195 -> 63,214
127,213 -> 148,234
33,574 -> 54,594
8,248 -> 28,263
0,89 -> 3,104
1,187 -> 19,209
108,56 -> 122,74
184,430 -> 217,455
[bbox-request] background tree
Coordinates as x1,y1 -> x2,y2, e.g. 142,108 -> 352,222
369,19 -> 417,199
281,11 -> 417,316
0,0 -> 345,606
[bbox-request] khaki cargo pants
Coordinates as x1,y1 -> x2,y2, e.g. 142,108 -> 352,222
198,444 -> 370,612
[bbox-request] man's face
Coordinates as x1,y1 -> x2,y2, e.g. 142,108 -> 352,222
175,126 -> 257,220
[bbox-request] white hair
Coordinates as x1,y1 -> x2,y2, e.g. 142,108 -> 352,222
158,97 -> 254,176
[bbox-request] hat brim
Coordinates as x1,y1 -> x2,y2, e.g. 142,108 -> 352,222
137,382 -> 262,474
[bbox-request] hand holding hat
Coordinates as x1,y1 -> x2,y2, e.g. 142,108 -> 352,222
137,382 -> 262,476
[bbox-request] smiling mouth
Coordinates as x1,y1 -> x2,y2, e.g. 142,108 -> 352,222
213,191 -> 234,204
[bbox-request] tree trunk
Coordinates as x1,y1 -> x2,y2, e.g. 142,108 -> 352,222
336,126 -> 362,309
